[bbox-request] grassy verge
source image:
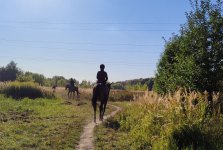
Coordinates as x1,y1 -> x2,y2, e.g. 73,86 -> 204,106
0,94 -> 92,149
94,91 -> 223,150
94,102 -> 132,150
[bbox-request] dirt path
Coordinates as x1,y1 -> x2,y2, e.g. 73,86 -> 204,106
76,105 -> 122,150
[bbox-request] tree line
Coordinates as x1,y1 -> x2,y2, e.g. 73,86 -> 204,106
0,61 -> 92,87
0,61 -> 154,90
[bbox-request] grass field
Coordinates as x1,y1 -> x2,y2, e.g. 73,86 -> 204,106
0,84 -> 118,149
0,96 -> 92,149
5,83 -> 222,149
0,85 -> 82,149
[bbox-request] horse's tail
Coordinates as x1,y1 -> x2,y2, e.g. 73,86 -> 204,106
92,87 -> 97,107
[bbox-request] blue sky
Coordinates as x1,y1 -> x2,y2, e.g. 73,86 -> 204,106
0,0 -> 191,82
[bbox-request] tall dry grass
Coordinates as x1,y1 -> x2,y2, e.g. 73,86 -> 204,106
0,82 -> 55,99
95,89 -> 223,150
134,89 -> 223,116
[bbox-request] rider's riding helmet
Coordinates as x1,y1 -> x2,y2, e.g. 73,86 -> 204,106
100,64 -> 105,70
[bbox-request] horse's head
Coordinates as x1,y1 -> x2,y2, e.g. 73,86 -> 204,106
65,84 -> 69,90
107,83 -> 112,91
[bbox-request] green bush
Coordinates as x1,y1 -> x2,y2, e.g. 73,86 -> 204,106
103,117 -> 121,130
2,82 -> 55,100
169,124 -> 211,150
109,90 -> 134,101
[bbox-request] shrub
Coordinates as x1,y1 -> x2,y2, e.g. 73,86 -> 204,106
0,82 -> 7,93
2,82 -> 55,100
103,117 -> 120,130
109,90 -> 134,101
169,124 -> 211,150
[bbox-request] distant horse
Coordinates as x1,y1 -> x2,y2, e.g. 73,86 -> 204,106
52,85 -> 57,93
92,83 -> 111,122
65,84 -> 80,99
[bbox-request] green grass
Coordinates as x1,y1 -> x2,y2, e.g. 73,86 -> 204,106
95,122 -> 130,150
0,94 -> 92,149
94,102 -> 133,150
0,85 -> 118,150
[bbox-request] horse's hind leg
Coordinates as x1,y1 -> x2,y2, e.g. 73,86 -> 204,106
77,90 -> 80,98
99,103 -> 104,121
76,88 -> 80,98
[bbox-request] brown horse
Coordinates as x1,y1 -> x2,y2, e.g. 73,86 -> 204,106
65,84 -> 80,99
92,83 -> 111,122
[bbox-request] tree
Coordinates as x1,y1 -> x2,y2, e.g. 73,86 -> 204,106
32,73 -> 45,86
57,78 -> 67,87
154,35 -> 200,93
17,73 -> 34,82
80,80 -> 92,88
17,72 -> 45,85
52,76 -> 66,86
111,82 -> 125,90
154,0 -> 223,97
0,61 -> 21,82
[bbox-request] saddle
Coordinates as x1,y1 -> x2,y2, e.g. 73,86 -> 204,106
93,83 -> 110,99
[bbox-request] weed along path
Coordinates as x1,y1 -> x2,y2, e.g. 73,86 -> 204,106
76,105 -> 122,150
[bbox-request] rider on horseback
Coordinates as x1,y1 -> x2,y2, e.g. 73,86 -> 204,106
70,78 -> 75,90
92,64 -> 108,100
92,64 -> 111,122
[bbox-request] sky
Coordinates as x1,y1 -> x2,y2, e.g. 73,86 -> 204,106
0,0 -> 191,82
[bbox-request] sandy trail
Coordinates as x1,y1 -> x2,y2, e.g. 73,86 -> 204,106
76,105 -> 122,150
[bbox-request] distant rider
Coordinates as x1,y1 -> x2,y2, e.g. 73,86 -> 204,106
70,78 -> 75,88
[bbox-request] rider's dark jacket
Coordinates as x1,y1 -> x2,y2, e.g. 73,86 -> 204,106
97,70 -> 108,84
70,80 -> 75,87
